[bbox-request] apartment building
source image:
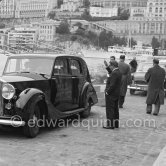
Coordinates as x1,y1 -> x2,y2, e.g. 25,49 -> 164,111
15,0 -> 57,18
8,27 -> 37,49
0,0 -> 15,18
90,0 -> 148,8
90,6 -> 118,17
146,0 -> 166,18
37,20 -> 60,42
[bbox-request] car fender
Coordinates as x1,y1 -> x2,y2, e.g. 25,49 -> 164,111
16,88 -> 45,109
80,82 -> 98,106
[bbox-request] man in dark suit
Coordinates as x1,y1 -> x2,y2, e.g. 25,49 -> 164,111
103,60 -> 122,129
145,59 -> 166,115
118,55 -> 132,108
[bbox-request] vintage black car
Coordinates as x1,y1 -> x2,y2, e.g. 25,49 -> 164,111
0,54 -> 98,137
128,61 -> 166,95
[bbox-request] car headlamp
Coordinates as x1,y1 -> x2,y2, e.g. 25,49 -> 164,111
2,83 -> 15,100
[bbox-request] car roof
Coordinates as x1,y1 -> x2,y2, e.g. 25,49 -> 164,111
8,53 -> 82,60
141,61 -> 166,65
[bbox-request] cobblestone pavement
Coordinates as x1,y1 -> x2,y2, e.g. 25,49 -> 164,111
0,91 -> 166,166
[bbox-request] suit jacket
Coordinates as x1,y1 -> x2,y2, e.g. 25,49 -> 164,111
105,68 -> 122,100
145,65 -> 166,105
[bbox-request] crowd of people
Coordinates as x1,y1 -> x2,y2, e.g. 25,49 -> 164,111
103,55 -> 166,129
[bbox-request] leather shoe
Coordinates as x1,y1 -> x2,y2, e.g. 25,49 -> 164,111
153,113 -> 158,116
103,126 -> 114,129
146,112 -> 151,114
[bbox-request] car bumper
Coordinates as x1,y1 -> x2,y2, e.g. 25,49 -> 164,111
128,84 -> 148,91
0,117 -> 25,126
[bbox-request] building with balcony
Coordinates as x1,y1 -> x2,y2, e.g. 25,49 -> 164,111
130,7 -> 147,17
8,27 -> 37,50
0,0 -> 15,18
146,0 -> 166,18
90,6 -> 118,17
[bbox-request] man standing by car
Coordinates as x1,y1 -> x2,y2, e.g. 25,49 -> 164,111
129,57 -> 138,73
145,59 -> 166,115
103,60 -> 122,129
118,55 -> 132,108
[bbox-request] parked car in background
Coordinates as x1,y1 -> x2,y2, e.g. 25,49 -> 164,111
0,54 -> 98,137
128,61 -> 166,95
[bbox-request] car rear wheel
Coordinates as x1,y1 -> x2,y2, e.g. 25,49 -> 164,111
130,89 -> 135,95
23,104 -> 41,138
80,99 -> 91,118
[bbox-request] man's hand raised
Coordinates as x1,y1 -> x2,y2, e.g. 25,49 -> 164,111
104,60 -> 108,67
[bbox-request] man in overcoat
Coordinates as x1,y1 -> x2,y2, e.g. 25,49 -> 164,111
145,59 -> 166,115
118,55 -> 132,108
103,60 -> 122,129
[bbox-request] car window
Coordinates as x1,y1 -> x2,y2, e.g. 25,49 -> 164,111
137,63 -> 166,72
70,59 -> 82,76
53,58 -> 68,75
4,58 -> 53,75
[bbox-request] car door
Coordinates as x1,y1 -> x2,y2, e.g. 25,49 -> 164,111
51,57 -> 73,112
69,58 -> 85,109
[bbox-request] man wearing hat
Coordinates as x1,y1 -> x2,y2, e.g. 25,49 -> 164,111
145,58 -> 165,115
103,60 -> 122,129
118,55 -> 132,108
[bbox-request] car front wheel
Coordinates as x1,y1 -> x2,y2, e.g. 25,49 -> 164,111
23,104 -> 41,138
80,99 -> 91,118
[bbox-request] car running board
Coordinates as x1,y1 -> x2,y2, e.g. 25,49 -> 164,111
63,108 -> 85,116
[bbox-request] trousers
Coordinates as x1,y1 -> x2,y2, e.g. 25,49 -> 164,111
119,95 -> 125,107
105,95 -> 119,128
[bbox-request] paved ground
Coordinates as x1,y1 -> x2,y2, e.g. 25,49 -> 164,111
0,91 -> 166,166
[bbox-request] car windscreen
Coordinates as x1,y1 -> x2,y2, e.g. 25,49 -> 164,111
137,63 -> 153,72
137,62 -> 166,72
4,57 -> 54,76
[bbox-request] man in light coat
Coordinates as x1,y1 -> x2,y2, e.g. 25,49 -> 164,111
145,59 -> 166,115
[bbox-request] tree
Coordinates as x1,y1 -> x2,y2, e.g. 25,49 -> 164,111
71,35 -> 77,41
74,22 -> 82,28
83,0 -> 90,7
75,28 -> 85,37
151,36 -> 160,49
47,11 -> 56,20
81,9 -> 92,21
118,8 -> 130,20
129,37 -> 137,47
57,0 -> 63,8
56,21 -> 70,34
0,23 -> 5,29
98,30 -> 108,49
